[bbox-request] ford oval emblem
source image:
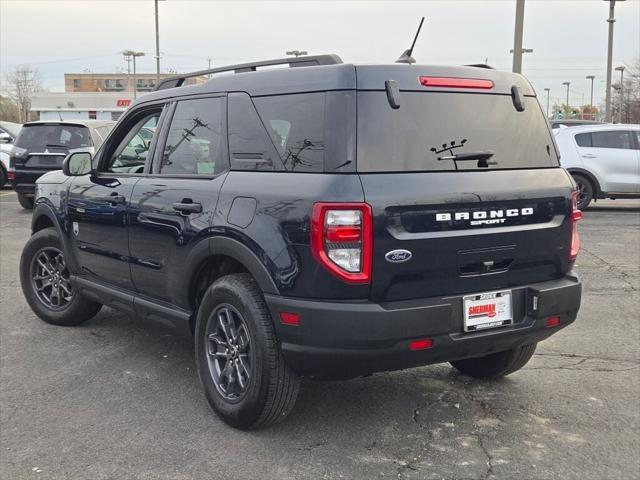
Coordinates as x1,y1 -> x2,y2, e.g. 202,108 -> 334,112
385,249 -> 412,263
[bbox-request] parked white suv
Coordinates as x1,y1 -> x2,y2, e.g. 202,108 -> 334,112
554,124 -> 640,209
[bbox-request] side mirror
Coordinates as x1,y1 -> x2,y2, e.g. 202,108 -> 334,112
0,132 -> 12,144
62,151 -> 93,176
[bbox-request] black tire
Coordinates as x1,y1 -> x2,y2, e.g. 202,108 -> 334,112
17,192 -> 34,210
20,227 -> 102,326
195,273 -> 300,430
0,167 -> 5,188
450,343 -> 537,380
572,174 -> 593,210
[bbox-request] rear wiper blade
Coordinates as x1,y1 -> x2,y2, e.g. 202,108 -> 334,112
437,151 -> 497,169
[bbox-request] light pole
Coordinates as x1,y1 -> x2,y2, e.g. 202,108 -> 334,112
123,50 -> 145,99
155,0 -> 165,84
604,0 -> 626,123
586,75 -> 595,119
543,88 -> 550,118
615,65 -> 625,123
562,81 -> 571,109
286,50 -> 308,57
511,0 -> 530,73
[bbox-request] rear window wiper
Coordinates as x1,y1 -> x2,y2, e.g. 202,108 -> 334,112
437,151 -> 496,169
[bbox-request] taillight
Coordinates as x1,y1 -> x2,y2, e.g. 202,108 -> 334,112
7,171 -> 15,181
569,190 -> 582,261
311,203 -> 372,284
419,76 -> 494,89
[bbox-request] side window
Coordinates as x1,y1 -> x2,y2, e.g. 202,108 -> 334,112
574,133 -> 591,147
253,93 -> 325,172
159,97 -> 224,175
104,111 -> 162,174
228,92 -> 280,171
635,131 -> 640,150
591,130 -> 632,150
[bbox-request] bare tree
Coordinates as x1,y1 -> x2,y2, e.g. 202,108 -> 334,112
3,66 -> 42,123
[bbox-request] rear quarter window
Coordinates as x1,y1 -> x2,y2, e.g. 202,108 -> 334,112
253,93 -> 325,173
574,133 -> 592,147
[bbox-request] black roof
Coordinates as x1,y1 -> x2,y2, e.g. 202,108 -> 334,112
135,54 -> 536,107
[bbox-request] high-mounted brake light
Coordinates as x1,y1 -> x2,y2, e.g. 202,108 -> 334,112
569,190 -> 582,261
419,76 -> 494,89
311,203 -> 372,284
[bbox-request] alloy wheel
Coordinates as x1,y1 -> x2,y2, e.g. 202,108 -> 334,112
205,304 -> 253,402
30,247 -> 73,310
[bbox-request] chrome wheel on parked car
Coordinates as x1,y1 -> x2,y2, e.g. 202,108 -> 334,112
206,304 -> 253,401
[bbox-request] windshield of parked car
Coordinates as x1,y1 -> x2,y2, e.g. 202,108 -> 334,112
15,124 -> 92,151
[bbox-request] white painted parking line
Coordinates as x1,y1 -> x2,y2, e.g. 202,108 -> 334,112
0,191 -> 16,196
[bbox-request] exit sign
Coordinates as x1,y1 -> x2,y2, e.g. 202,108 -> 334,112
117,99 -> 131,107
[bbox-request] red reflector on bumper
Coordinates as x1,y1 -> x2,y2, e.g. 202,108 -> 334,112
545,316 -> 561,328
409,338 -> 433,351
7,172 -> 15,180
279,312 -> 300,326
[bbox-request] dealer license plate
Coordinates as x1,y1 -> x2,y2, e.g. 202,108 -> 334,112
463,290 -> 513,332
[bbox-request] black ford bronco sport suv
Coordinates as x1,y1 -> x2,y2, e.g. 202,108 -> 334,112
19,55 -> 582,430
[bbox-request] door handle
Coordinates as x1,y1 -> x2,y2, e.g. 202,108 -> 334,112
96,193 -> 125,205
581,154 -> 597,158
173,201 -> 202,214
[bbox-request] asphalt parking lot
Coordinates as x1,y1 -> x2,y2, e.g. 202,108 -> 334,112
1,189 -> 639,480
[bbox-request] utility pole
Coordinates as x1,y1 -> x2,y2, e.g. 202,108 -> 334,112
543,88 -> 550,118
123,50 -> 145,99
122,52 -> 133,93
604,0 -> 626,122
615,65 -> 625,123
511,0 -> 526,73
562,82 -> 571,108
586,75 -> 595,119
155,0 -> 162,84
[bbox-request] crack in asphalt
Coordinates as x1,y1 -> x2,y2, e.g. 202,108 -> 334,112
474,433 -> 494,480
528,352 -> 640,372
580,246 -> 638,291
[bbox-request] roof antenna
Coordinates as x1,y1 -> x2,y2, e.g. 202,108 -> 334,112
396,17 -> 425,64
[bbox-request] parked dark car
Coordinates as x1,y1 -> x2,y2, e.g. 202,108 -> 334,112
20,55 -> 582,430
10,120 -> 114,209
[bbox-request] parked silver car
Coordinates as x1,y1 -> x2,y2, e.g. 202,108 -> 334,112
554,124 -> 640,209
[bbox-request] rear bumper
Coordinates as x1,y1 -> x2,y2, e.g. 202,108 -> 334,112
265,273 -> 581,378
11,169 -> 47,194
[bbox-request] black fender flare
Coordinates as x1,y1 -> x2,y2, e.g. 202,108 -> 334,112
31,202 -> 82,275
209,236 -> 279,295
566,168 -> 603,197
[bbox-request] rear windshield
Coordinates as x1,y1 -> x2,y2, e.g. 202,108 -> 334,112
357,92 -> 559,172
16,124 -> 92,150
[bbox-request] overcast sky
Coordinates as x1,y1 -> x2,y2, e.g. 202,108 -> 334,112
1,0 -> 638,107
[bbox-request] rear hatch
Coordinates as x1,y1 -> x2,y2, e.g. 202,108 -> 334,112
355,65 -> 575,303
12,123 -> 93,173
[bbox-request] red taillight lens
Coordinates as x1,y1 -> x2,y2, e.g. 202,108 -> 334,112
569,190 -> 582,261
419,76 -> 494,89
409,338 -> 433,351
279,312 -> 300,326
545,316 -> 561,328
311,202 -> 372,284
7,171 -> 15,181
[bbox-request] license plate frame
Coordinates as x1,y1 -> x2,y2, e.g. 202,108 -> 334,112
463,290 -> 513,332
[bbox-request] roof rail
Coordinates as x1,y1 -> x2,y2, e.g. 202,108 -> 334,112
154,54 -> 343,91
